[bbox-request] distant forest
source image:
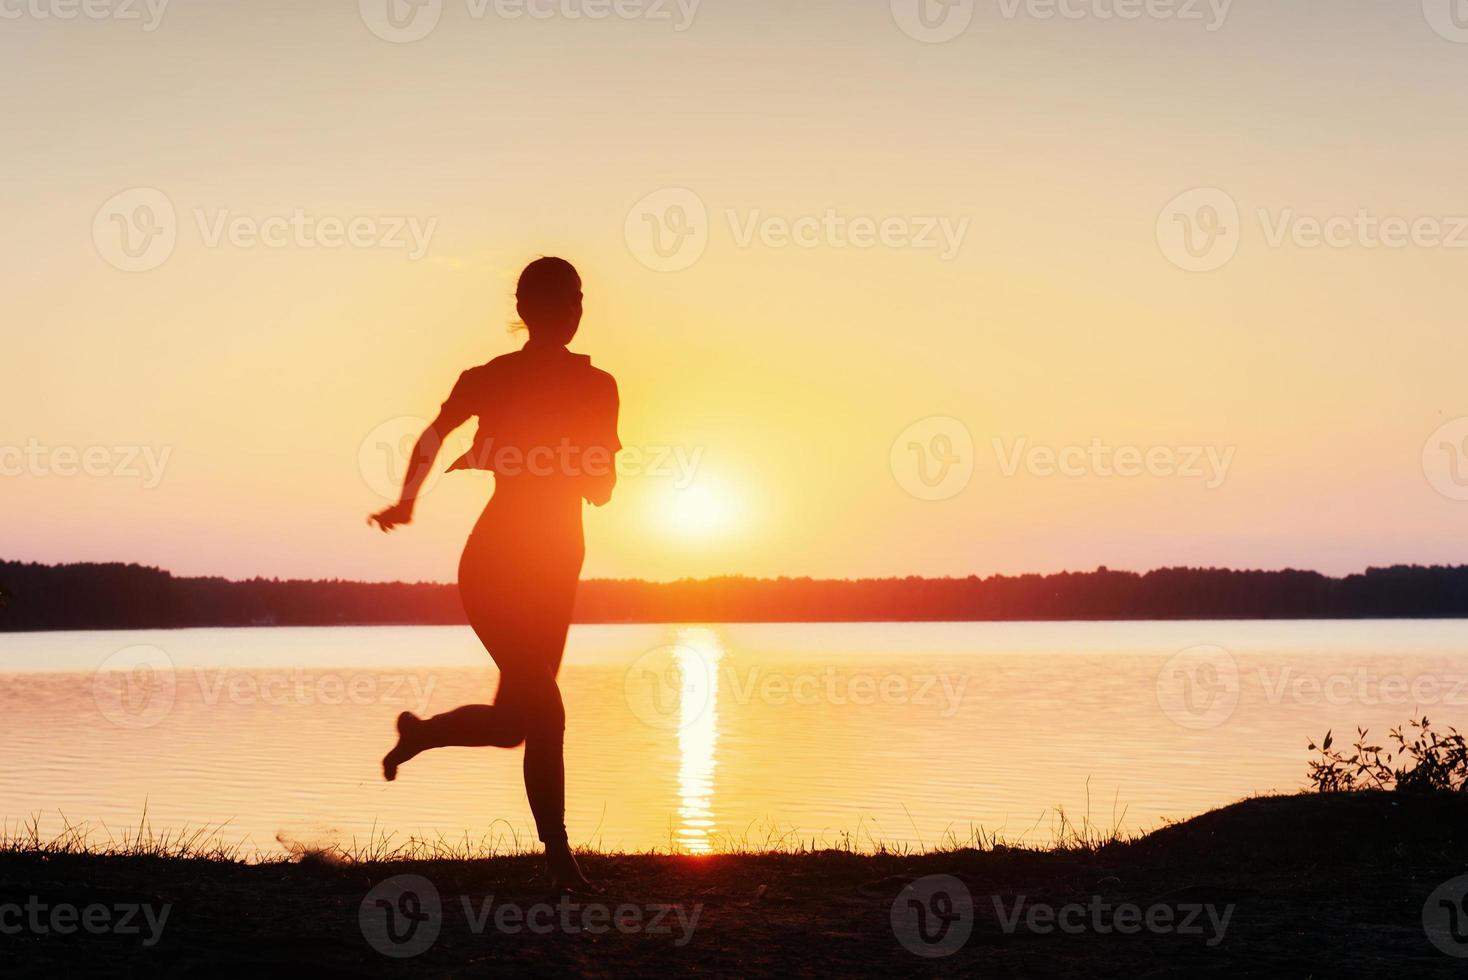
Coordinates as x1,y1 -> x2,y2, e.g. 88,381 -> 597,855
4,559 -> 1468,631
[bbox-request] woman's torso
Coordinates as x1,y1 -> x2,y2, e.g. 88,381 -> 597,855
444,343 -> 620,544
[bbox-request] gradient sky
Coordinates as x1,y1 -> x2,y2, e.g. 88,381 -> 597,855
3,0 -> 1468,583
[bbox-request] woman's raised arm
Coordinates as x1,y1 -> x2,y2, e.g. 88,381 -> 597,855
368,410 -> 461,532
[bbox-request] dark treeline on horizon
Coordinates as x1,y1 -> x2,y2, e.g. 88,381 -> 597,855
4,559 -> 1468,631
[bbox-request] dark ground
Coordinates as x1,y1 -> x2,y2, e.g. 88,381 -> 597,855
2,792 -> 1466,977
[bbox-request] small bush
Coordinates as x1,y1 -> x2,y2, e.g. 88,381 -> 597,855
1307,716 -> 1468,793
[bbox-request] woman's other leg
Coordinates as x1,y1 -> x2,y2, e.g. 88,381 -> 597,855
511,665 -> 568,847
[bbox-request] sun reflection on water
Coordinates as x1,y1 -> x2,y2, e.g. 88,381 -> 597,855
672,627 -> 723,854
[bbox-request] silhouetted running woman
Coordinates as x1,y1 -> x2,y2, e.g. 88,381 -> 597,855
369,257 -> 619,892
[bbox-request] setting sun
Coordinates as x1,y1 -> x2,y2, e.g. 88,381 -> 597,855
665,486 -> 732,537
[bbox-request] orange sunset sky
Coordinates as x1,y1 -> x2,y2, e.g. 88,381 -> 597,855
3,1 -> 1468,583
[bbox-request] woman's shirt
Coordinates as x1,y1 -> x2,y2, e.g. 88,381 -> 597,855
438,342 -> 621,504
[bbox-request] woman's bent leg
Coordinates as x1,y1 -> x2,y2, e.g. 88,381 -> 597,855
418,703 -> 526,749
380,672 -> 527,781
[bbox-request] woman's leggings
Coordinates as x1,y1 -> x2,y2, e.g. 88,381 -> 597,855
412,517 -> 581,849
410,633 -> 569,847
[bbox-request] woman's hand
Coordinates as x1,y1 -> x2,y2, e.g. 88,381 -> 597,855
368,501 -> 414,533
367,414 -> 458,535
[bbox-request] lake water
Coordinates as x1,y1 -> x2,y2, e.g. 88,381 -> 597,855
2,621 -> 1466,858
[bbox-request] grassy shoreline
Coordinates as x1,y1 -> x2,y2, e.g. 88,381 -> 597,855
2,792 -> 1466,976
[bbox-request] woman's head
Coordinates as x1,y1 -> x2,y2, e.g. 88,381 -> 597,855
516,257 -> 583,345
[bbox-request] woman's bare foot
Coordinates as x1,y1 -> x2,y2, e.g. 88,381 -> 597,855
545,843 -> 595,893
381,711 -> 426,782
